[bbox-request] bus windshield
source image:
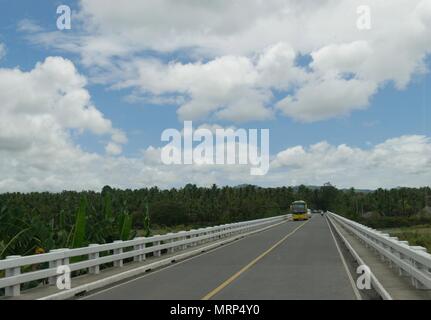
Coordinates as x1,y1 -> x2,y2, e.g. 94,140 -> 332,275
292,204 -> 306,212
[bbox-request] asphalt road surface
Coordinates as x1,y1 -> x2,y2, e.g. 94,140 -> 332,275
83,215 -> 358,300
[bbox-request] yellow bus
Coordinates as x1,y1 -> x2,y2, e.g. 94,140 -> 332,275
291,200 -> 309,221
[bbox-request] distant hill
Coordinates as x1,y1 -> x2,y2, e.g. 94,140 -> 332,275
292,185 -> 373,193
234,184 -> 374,193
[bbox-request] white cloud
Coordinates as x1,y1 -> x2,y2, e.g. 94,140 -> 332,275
118,54 -> 276,122
0,57 -> 427,191
0,57 -> 127,169
105,142 -> 122,156
113,43 -> 306,122
17,19 -> 43,33
256,42 -> 309,89
1,111 -> 430,192
21,0 -> 431,123
0,57 -> 125,139
4,1 -> 431,191
310,41 -> 374,76
271,135 -> 431,189
276,77 -> 378,122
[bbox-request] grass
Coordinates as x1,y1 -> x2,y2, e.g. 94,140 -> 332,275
383,225 -> 431,252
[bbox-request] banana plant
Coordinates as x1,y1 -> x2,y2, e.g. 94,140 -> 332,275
70,196 -> 87,249
0,228 -> 30,259
103,192 -> 114,222
143,199 -> 151,237
118,202 -> 134,241
119,212 -> 133,241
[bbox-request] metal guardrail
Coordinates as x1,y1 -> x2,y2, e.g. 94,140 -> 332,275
326,214 -> 392,299
0,214 -> 289,297
327,211 -> 431,290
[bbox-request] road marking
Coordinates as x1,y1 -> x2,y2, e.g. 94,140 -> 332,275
325,216 -> 362,300
79,219 -> 289,300
201,219 -> 310,300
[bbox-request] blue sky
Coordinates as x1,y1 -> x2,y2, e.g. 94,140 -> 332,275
0,0 -> 430,191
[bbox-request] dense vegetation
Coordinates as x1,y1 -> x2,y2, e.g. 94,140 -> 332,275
1,184 -> 430,259
382,226 -> 431,252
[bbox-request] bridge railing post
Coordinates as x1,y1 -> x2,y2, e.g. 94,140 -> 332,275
379,233 -> 390,262
195,230 -> 201,245
387,237 -> 399,268
4,255 -> 21,297
394,240 -> 410,276
133,238 -> 144,262
48,249 -> 60,285
182,231 -> 188,250
189,230 -> 196,247
205,227 -> 212,243
206,228 -> 211,241
185,233 -> 191,248
410,246 -> 428,289
153,236 -> 161,257
133,242 -> 140,262
48,248 -> 69,285
166,233 -> 174,254
140,242 -> 147,261
88,244 -> 100,274
113,241 -> 123,267
219,225 -> 225,239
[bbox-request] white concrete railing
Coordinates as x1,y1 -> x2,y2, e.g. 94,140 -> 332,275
327,211 -> 431,290
0,214 -> 289,297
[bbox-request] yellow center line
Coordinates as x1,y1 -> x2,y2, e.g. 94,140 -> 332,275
201,219 -> 310,300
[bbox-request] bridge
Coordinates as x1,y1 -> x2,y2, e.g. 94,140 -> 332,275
1,213 -> 431,300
